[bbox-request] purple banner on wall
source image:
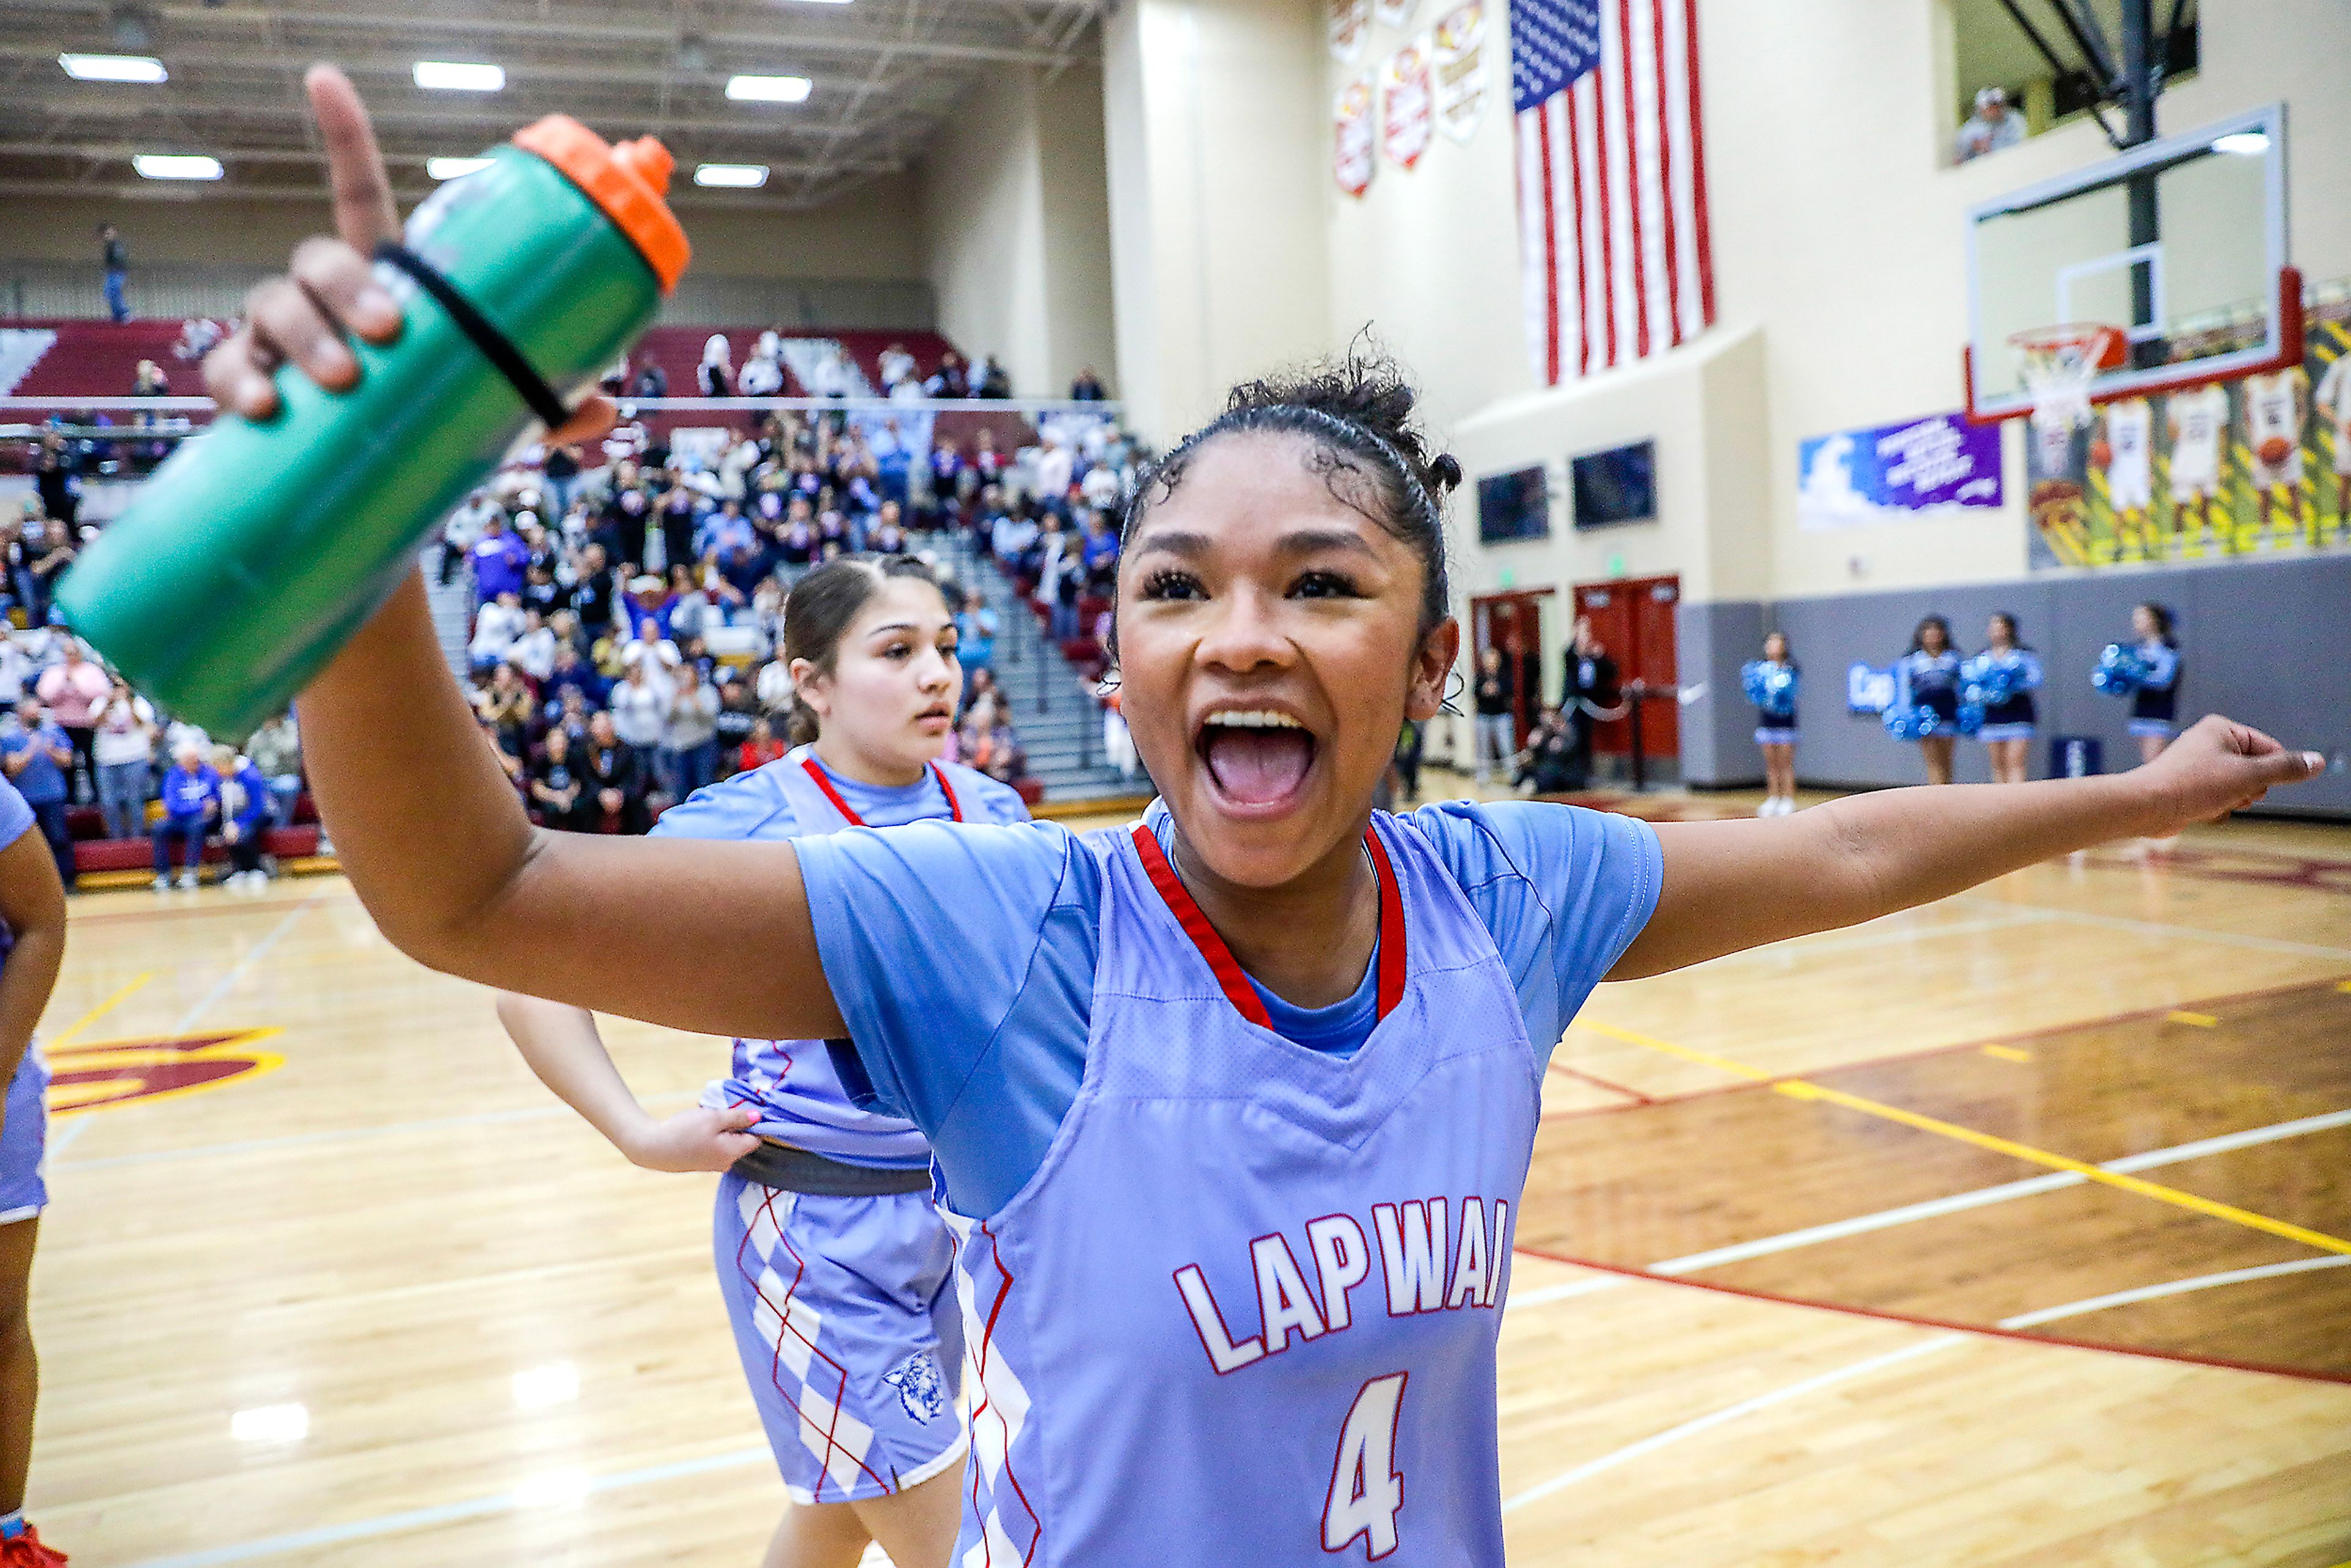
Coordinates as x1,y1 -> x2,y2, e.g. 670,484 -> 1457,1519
1798,411 -> 2004,531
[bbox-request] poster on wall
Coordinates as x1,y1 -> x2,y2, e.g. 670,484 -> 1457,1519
1329,0 -> 1371,64
1432,2 -> 1489,142
1382,34 -> 1435,170
1334,74 -> 1378,197
2031,277 -> 2351,569
1376,0 -> 1420,26
1796,411 -> 2003,532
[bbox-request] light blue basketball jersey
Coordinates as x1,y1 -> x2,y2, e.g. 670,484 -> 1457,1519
947,806 -> 1538,1565
672,746 -> 1025,1169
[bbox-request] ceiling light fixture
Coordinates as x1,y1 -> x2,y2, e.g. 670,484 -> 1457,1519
413,60 -> 504,92
133,152 -> 223,180
59,51 -> 168,83
726,74 -> 811,103
693,162 -> 771,188
427,156 -> 495,179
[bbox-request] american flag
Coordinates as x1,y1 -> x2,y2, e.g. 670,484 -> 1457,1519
1511,0 -> 1715,383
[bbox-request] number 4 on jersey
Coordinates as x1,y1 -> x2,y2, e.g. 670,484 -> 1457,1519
1324,1371 -> 1408,1559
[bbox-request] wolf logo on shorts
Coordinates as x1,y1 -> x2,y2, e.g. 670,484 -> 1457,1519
883,1349 -> 951,1424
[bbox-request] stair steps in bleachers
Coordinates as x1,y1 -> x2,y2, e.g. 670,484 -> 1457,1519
0,329 -> 58,395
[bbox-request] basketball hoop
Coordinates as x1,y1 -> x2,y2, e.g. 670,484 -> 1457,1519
2011,323 -> 2125,433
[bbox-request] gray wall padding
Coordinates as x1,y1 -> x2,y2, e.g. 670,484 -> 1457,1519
1677,599 -> 1767,786
1677,554 -> 2351,816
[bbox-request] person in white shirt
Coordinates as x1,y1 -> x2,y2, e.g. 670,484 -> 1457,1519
468,591 -> 528,673
1080,460 -> 1124,511
754,655 -> 795,715
2317,350 -> 2351,528
0,636 -> 29,710
657,664 -> 721,802
608,647 -> 676,783
92,675 -> 157,840
808,345 -> 852,400
879,342 -> 917,389
2240,367 -> 2309,537
2166,383 -> 2229,549
1954,87 -> 2025,162
508,610 -> 558,683
1033,432 -> 1076,508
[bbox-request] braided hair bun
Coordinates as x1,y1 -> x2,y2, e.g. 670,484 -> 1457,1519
1125,347 -> 1458,633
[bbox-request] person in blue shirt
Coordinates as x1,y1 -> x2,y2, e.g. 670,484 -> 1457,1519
465,514 -> 529,608
952,589 -> 996,678
0,771 -> 69,1567
215,746 -> 274,888
501,557 -> 1028,1568
213,89 -> 2330,1559
151,738 -> 220,890
0,702 -> 73,892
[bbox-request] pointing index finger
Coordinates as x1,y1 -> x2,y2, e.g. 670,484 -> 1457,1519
306,63 -> 400,252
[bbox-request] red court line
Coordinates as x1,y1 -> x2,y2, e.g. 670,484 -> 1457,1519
1545,1061 -> 1654,1105
1539,970 -> 2351,1127
1509,1244 -> 2351,1387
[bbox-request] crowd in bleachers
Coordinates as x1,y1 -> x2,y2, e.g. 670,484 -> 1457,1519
446,389 -> 1145,831
0,327 -> 1143,880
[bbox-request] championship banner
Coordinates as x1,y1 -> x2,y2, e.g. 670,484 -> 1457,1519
1382,34 -> 1435,170
1433,3 -> 1490,142
1335,74 -> 1377,197
1797,411 -> 2003,532
2031,274 -> 2351,569
1330,0 -> 1371,64
1377,0 -> 1420,26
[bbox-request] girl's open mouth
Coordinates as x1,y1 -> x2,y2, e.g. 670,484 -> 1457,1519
1196,709 -> 1317,811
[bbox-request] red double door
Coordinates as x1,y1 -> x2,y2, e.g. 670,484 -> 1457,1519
1570,575 -> 1679,760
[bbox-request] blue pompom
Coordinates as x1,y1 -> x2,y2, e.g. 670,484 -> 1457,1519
1742,660 -> 1797,717
1957,700 -> 1985,737
1962,655 -> 2019,708
2091,643 -> 2149,696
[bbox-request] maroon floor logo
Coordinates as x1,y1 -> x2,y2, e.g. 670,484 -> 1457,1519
48,1028 -> 285,1116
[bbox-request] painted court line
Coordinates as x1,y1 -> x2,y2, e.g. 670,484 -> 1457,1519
1704,907 -> 2053,966
170,893 -> 323,1037
1955,895 -> 2351,962
122,1444 -> 771,1568
56,1091 -> 700,1172
44,970 -> 153,1052
1580,1021 -> 2351,1257
1502,1254 -> 2351,1514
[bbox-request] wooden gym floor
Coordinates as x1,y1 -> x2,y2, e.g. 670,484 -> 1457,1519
22,781 -> 2351,1566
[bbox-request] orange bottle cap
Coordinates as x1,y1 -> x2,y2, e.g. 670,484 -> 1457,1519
511,114 -> 691,294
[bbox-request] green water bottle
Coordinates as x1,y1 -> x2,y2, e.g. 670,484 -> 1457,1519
56,115 -> 691,737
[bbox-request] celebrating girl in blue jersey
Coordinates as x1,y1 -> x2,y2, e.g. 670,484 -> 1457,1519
209,69 -> 2325,1568
0,772 -> 71,1568
1967,613 -> 2044,785
498,557 -> 1026,1568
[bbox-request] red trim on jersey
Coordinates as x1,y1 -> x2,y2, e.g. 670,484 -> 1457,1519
1130,823 -> 1408,1033
800,757 -> 964,827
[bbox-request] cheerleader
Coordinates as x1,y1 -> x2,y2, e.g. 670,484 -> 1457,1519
1967,613 -> 2044,785
1896,615 -> 1963,784
0,770 -> 69,1568
1744,632 -> 1799,816
214,78 -> 2327,1559
2126,601 -> 2183,763
499,557 -> 1026,1568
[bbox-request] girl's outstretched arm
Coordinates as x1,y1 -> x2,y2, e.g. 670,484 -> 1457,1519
1610,716 -> 2325,980
214,66 -> 845,1042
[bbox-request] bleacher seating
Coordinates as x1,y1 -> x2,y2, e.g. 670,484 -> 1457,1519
4,318 -> 201,400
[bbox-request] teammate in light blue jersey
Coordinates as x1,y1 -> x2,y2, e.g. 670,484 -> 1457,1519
0,771 -> 70,1567
229,113 -> 2328,1560
498,558 -> 1024,1568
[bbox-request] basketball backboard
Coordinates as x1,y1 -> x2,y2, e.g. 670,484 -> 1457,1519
1965,104 -> 2299,421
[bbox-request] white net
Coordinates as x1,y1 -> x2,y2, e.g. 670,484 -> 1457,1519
2012,324 -> 2122,434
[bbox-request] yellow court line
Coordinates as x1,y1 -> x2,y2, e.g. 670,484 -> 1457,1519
43,970 -> 152,1053
1981,1045 -> 2033,1063
2166,1010 -> 2219,1027
1577,1021 -> 2351,1258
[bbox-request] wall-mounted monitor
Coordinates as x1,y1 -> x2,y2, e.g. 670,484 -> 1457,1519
1570,440 -> 1657,528
1475,465 -> 1550,545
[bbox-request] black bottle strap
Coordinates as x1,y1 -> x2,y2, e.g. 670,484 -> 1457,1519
373,240 -> 572,430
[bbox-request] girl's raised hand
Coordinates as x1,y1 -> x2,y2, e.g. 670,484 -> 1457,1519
200,64 -> 613,446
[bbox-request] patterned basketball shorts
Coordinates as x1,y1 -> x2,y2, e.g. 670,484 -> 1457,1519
0,1051 -> 48,1225
714,1172 -> 969,1502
